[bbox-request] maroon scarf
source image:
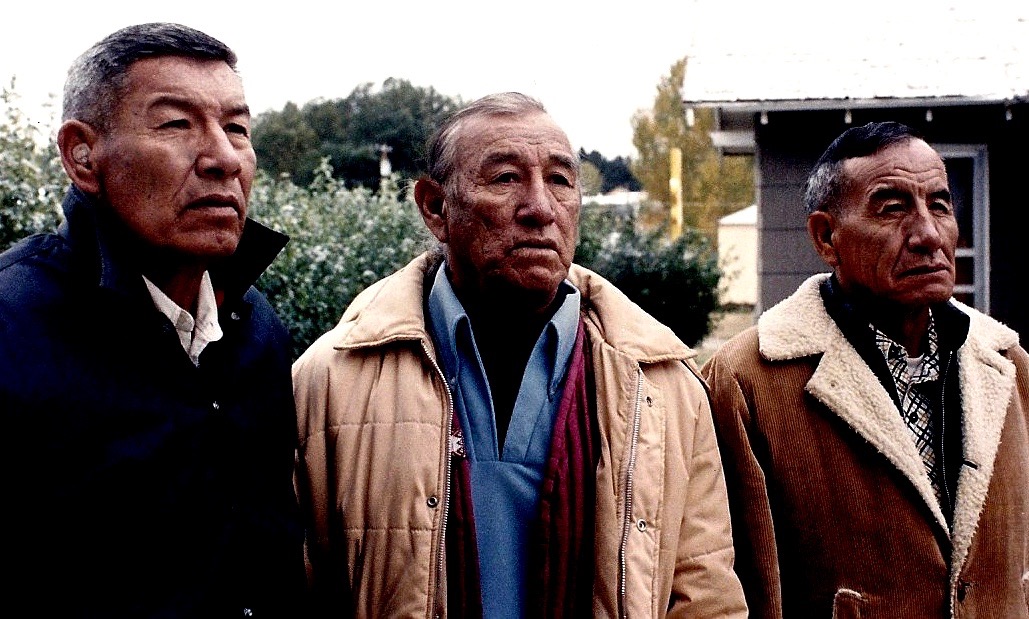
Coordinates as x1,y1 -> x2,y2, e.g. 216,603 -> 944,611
446,319 -> 598,618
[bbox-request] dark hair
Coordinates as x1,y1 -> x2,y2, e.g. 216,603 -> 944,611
63,22 -> 237,131
804,121 -> 922,214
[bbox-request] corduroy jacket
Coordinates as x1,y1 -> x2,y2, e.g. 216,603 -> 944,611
292,252 -> 747,618
702,273 -> 1029,619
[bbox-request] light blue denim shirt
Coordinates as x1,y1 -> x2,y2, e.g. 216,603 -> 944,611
426,262 -> 580,618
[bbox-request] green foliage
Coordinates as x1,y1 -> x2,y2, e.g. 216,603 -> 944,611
576,206 -> 721,347
0,82 -> 67,251
252,78 -> 461,189
248,162 -> 436,359
631,59 -> 754,238
2,81 -> 722,358
579,160 -> 604,196
579,149 -> 641,193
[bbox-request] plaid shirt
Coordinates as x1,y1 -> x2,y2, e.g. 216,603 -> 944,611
872,313 -> 942,501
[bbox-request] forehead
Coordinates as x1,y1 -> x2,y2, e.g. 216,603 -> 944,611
118,56 -> 246,110
455,112 -> 574,168
842,138 -> 948,191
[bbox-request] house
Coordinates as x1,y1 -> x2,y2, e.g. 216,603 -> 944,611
717,204 -> 757,307
681,3 -> 1028,343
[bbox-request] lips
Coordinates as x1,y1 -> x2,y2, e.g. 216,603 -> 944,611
901,264 -> 950,277
513,238 -> 559,252
187,193 -> 241,213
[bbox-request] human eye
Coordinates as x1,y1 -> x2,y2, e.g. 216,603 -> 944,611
929,192 -> 953,214
881,200 -> 905,214
225,121 -> 250,137
157,118 -> 190,130
492,171 -> 519,184
549,171 -> 573,186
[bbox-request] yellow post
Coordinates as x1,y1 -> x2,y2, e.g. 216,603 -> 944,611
669,147 -> 683,239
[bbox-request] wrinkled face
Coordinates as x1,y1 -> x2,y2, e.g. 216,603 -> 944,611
90,56 -> 255,262
442,111 -> 581,310
827,138 -> 958,308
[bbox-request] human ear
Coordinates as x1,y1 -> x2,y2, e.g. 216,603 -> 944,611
414,178 -> 449,243
807,210 -> 840,268
58,120 -> 100,195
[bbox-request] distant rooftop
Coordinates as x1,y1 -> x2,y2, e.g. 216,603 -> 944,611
681,2 -> 1029,108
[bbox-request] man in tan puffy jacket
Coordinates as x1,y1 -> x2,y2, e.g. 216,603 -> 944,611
292,92 -> 746,618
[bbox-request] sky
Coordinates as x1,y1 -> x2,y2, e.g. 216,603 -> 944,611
1,0 -> 712,158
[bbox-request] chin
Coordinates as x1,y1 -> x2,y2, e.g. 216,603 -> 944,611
182,236 -> 241,260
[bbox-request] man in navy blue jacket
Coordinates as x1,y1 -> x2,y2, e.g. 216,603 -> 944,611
0,23 -> 305,617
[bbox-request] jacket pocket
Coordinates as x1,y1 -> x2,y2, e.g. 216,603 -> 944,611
832,588 -> 864,619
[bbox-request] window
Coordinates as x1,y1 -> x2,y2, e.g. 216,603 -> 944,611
934,144 -> 989,312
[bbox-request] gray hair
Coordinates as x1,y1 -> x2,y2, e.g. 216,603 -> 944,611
803,121 -> 922,214
63,22 -> 237,132
426,92 -> 574,188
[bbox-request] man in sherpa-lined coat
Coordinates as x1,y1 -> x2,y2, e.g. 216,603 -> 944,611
702,121 -> 1029,619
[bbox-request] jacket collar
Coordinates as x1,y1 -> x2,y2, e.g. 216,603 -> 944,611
58,185 -> 287,305
331,252 -> 695,364
759,273 -> 1019,557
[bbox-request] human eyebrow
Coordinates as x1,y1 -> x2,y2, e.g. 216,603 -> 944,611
929,188 -> 952,203
549,153 -> 578,172
480,152 -> 521,169
148,96 -> 251,120
869,187 -> 909,203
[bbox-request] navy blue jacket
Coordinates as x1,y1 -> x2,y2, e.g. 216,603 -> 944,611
0,186 -> 305,617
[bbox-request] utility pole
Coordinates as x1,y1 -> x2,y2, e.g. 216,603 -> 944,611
669,146 -> 683,239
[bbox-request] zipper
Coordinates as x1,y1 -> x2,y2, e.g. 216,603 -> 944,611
938,351 -> 953,520
422,339 -> 455,619
618,368 -> 644,619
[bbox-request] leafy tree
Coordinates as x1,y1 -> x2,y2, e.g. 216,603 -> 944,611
1,81 -> 721,358
248,101 -> 321,183
579,160 -> 603,196
579,149 -> 642,193
252,78 -> 461,189
631,59 -> 754,239
0,82 -> 66,251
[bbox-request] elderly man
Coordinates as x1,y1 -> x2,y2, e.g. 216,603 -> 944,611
0,23 -> 305,616
292,92 -> 746,617
702,121 -> 1029,618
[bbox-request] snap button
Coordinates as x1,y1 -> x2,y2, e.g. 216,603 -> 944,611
211,401 -> 221,411
427,496 -> 439,508
230,311 -> 241,321
636,519 -> 647,532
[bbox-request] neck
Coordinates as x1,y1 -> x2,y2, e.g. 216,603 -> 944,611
143,260 -> 208,314
868,305 -> 931,357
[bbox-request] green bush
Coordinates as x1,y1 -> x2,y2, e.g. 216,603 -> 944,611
576,206 -> 721,347
0,84 -> 67,250
249,162 -> 436,359
2,89 -> 720,358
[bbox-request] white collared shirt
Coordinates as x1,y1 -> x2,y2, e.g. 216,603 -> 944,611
143,271 -> 223,366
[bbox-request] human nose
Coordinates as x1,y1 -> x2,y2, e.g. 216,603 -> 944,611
906,204 -> 945,251
196,125 -> 243,180
516,174 -> 557,224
